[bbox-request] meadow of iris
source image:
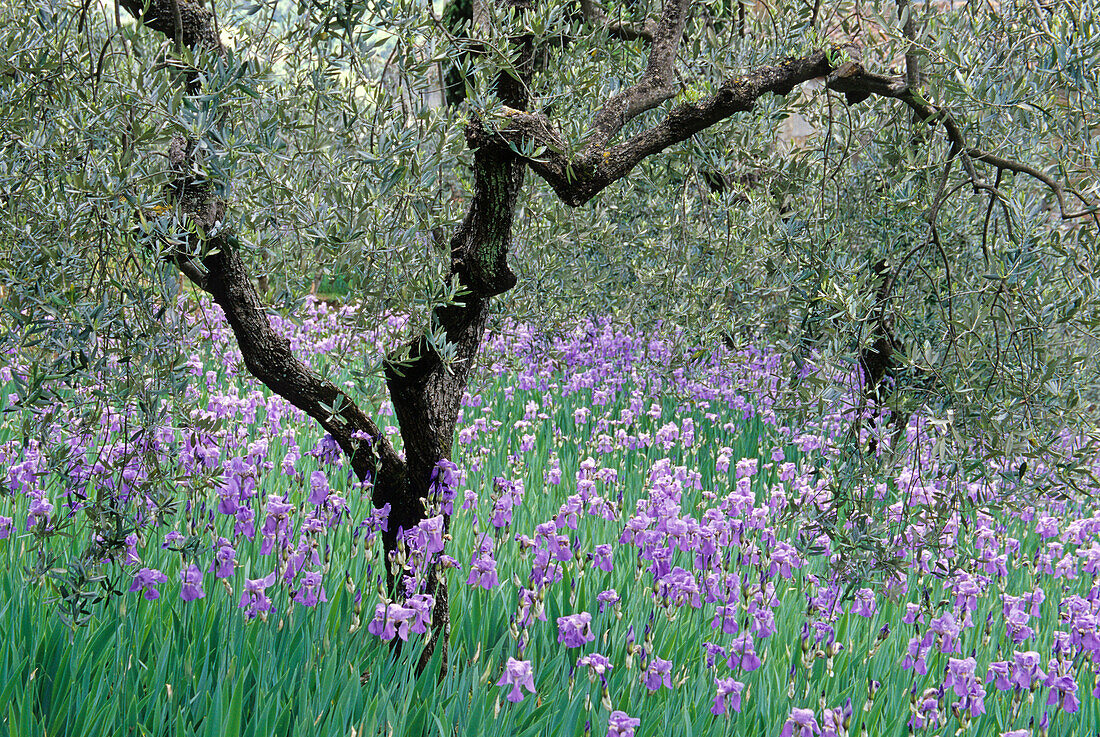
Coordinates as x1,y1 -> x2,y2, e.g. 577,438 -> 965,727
0,298 -> 1097,736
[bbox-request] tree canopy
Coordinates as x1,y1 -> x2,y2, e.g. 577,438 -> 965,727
1,0 -> 1098,647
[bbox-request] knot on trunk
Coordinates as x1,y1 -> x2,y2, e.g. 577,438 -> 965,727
451,251 -> 518,297
165,134 -> 225,234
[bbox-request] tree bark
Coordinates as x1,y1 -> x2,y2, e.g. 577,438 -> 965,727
118,0 -> 221,51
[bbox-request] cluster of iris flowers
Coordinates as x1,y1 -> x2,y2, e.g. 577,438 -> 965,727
2,297 -> 1097,736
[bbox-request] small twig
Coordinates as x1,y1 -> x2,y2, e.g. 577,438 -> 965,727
928,223 -> 957,355
92,36 -> 114,97
78,0 -> 93,34
898,0 -> 919,90
967,148 -> 1100,224
925,140 -> 960,223
209,0 -> 219,40
579,0 -> 657,42
980,169 -> 1004,267
176,258 -> 210,292
169,0 -> 184,51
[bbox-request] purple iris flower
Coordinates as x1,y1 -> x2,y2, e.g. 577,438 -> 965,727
428,459 -> 459,514
986,661 -> 1011,691
211,539 -> 236,578
555,495 -> 583,530
852,588 -> 876,617
234,506 -> 255,539
749,604 -> 777,637
591,544 -> 614,572
129,567 -> 168,600
406,593 -> 435,634
1011,650 -> 1045,690
664,567 -> 701,608
516,587 -> 547,627
280,442 -> 301,478
928,611 -> 961,653
944,657 -> 977,696
780,707 -> 821,737
367,602 -> 416,641
735,458 -> 757,478
768,542 -> 801,579
1045,671 -> 1080,713
260,495 -> 293,555
466,553 -> 499,590
821,699 -> 851,737
596,589 -> 620,613
311,434 -> 341,465
716,452 -> 731,474
496,657 -> 536,703
1004,607 -> 1034,643
179,564 -> 205,601
413,515 -> 446,557
902,633 -> 934,675
557,612 -> 595,648
217,474 -> 241,515
606,710 -> 640,737
0,516 -> 13,539
641,656 -> 673,692
121,534 -> 141,565
307,470 -> 330,506
909,686 -> 944,731
711,678 -> 744,715
1035,515 -> 1059,539
25,495 -> 53,529
369,502 -> 390,534
577,653 -> 613,681
537,524 -> 572,563
944,657 -> 986,718
292,571 -> 327,607
727,631 -> 762,671
712,603 -> 739,635
490,496 -> 514,528
703,642 -> 726,668
238,571 -> 277,619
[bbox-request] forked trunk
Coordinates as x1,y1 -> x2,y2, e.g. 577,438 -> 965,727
382,138 -> 527,666
118,0 -> 530,670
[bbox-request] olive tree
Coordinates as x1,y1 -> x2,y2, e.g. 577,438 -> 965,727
2,0 -> 1097,655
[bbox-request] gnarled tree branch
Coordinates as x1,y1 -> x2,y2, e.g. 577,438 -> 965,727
122,0 -> 404,489
584,0 -> 692,154
829,66 -> 1099,222
160,140 -> 405,492
475,47 -> 1095,226
493,49 -> 836,206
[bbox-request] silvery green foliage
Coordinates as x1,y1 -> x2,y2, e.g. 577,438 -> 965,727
503,1 -> 1100,496
0,0 -> 1098,576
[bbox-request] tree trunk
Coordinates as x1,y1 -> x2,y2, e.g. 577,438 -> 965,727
377,1 -> 533,664
120,0 -> 534,671
382,133 -> 527,667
